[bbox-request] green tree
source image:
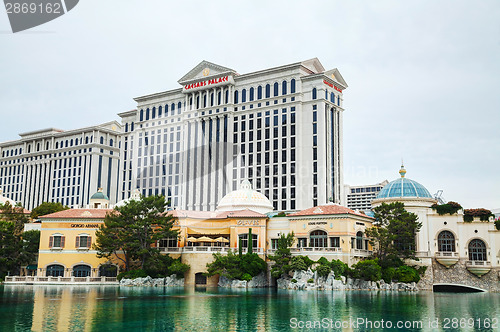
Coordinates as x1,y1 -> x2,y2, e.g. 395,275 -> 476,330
94,195 -> 178,271
366,202 -> 422,260
30,202 -> 69,219
0,202 -> 29,278
18,230 -> 40,267
269,232 -> 295,278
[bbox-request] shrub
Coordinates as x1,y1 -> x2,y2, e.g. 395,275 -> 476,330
495,219 -> 500,231
315,264 -> 331,278
291,278 -> 297,283
382,267 -> 396,283
431,202 -> 462,215
464,208 -> 493,222
240,253 -> 267,277
316,257 -> 330,266
241,273 -> 252,281
330,259 -> 348,278
307,278 -> 314,284
378,254 -> 404,269
117,269 -> 148,281
394,266 -> 420,283
351,259 -> 382,282
168,260 -> 190,277
143,254 -> 174,278
290,256 -> 308,271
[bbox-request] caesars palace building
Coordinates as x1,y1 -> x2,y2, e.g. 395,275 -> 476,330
0,58 -> 347,211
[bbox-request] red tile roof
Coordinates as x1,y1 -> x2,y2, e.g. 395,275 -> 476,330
39,209 -> 113,219
289,204 -> 373,219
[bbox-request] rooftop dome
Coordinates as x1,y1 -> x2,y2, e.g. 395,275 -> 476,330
376,165 -> 432,199
90,188 -> 109,201
216,180 -> 273,214
114,189 -> 141,208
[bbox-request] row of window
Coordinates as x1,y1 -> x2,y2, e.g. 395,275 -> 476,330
139,102 -> 183,122
437,231 -> 488,261
234,80 -> 297,104
48,235 -> 91,249
45,264 -> 117,278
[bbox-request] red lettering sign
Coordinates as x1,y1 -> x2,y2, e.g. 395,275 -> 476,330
184,76 -> 229,91
334,86 -> 342,93
323,79 -> 333,88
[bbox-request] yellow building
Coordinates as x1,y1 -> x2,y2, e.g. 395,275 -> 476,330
37,208 -> 118,278
34,182 -> 374,285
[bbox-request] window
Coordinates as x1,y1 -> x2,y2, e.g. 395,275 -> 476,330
46,264 -> 64,277
297,238 -> 307,248
271,239 -> 279,249
159,238 -> 178,248
356,231 -> 364,250
234,90 -> 239,104
282,81 -> 287,95
249,87 -> 254,101
239,233 -> 258,249
330,237 -> 340,248
241,89 -> 246,103
49,235 -> 65,248
291,79 -> 296,93
73,264 -> 91,277
468,239 -> 487,261
312,88 -> 317,100
273,82 -> 279,96
76,235 -> 91,249
437,231 -> 455,252
265,84 -> 270,98
310,230 -> 327,247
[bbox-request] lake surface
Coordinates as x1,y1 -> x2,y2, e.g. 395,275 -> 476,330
1,285 -> 499,331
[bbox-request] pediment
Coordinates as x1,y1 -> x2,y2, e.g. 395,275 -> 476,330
324,68 -> 348,88
178,61 -> 237,84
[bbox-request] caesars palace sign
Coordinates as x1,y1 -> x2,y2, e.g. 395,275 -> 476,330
183,76 -> 234,93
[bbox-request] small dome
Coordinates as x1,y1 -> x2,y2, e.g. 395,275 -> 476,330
114,189 -> 141,208
90,188 -> 109,201
217,180 -> 273,214
376,165 -> 432,199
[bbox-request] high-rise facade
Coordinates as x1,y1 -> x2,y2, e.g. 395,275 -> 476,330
119,58 -> 347,211
344,180 -> 389,212
0,122 -> 121,210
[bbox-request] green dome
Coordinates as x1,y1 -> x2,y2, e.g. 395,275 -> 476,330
90,188 -> 109,200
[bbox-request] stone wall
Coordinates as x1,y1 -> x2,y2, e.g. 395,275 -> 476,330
428,259 -> 500,292
218,272 -> 269,288
120,275 -> 184,287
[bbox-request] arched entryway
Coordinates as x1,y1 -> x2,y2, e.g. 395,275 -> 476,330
46,264 -> 65,277
195,273 -> 207,285
73,265 -> 91,277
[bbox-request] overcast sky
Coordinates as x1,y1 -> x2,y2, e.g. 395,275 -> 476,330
1,1 -> 499,209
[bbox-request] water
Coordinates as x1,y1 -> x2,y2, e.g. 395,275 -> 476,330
1,285 -> 499,331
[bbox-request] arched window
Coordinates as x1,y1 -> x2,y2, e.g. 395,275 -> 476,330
140,109 -> 144,121
70,139 -> 73,146
210,92 -> 214,106
158,105 -> 162,117
28,145 -> 31,153
145,108 -> 150,121
325,89 -> 328,100
178,102 -> 182,112
356,231 -> 364,250
437,231 -> 455,252
65,140 -> 69,147
203,93 -> 207,108
109,139 -> 113,147
46,142 -> 49,150
196,95 -> 200,109
171,103 -> 175,113
73,264 -> 91,277
241,89 -> 246,103
234,90 -> 239,104
291,79 -> 296,93
239,233 -> 258,249
36,143 -> 40,151
330,92 -> 335,103
131,122 -> 134,131
337,96 -> 340,106
310,230 -> 327,247
282,80 -> 287,95
125,123 -> 129,132
85,137 -> 88,144
165,104 -> 169,116
257,86 -> 262,100
312,88 -> 317,100
218,91 -> 222,105
273,82 -> 279,97
46,264 -> 64,277
265,84 -> 270,98
152,107 -> 156,119
100,137 -> 104,144
249,87 -> 254,101
225,89 -> 229,103
468,239 -> 487,261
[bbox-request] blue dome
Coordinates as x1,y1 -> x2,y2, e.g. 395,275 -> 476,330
376,166 -> 432,199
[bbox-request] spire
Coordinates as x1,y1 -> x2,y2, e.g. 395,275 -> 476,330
399,164 -> 407,178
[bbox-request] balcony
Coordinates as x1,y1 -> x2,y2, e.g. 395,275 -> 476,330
158,246 -> 264,254
435,251 -> 459,268
350,249 -> 373,257
267,247 -> 343,256
465,260 -> 492,278
4,276 -> 118,285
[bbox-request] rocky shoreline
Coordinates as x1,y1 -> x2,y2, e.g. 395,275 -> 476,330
120,275 -> 184,287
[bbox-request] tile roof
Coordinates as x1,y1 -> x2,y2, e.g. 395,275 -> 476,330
289,204 -> 373,219
39,209 -> 113,219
